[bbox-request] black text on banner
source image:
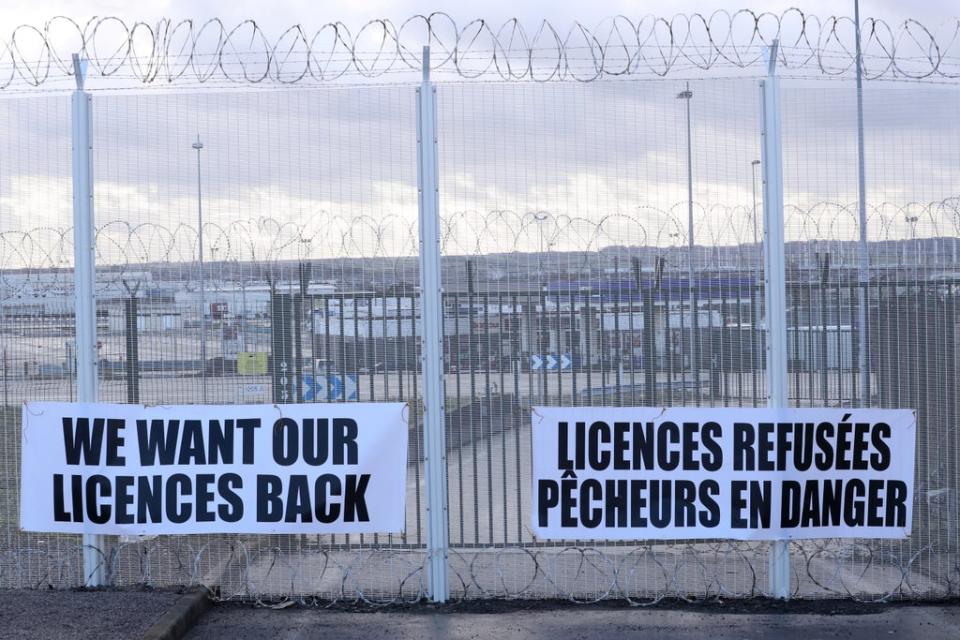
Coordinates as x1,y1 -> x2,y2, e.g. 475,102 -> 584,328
20,402 -> 408,535
531,407 -> 916,540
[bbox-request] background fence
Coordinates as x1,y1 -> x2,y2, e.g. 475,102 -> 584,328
1,12 -> 960,603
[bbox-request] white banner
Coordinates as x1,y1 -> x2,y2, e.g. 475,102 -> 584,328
21,402 -> 408,535
531,407 -> 916,541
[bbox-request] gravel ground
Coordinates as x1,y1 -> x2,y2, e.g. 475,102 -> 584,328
184,599 -> 960,640
0,588 -> 184,640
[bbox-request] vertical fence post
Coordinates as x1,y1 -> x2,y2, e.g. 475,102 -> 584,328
124,294 -> 140,404
760,40 -> 791,599
817,254 -> 830,402
71,53 -> 105,587
417,46 -> 450,603
270,292 -> 293,404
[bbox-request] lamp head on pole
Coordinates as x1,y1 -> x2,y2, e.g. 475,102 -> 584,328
192,135 -> 203,151
676,84 -> 693,100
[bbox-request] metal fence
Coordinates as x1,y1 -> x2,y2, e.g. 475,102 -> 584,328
2,13 -> 960,603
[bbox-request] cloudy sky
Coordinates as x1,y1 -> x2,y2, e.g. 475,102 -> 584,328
0,1 -> 958,273
0,0 -> 955,29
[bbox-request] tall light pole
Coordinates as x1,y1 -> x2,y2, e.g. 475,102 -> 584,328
854,0 -> 870,404
192,135 -> 208,402
677,82 -> 699,385
534,212 -> 550,287
905,215 -> 919,266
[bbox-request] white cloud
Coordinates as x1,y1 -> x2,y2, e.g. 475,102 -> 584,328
0,0 -> 958,267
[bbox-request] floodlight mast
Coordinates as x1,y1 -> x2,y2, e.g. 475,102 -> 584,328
676,82 -> 699,393
192,136 -> 208,402
854,0 -> 870,404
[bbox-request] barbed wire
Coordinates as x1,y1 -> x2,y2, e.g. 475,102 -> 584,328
2,538 -> 956,603
1,199 -> 958,297
2,11 -> 960,89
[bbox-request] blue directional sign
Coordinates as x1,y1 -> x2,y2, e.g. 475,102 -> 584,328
530,353 -> 572,370
302,374 -> 358,401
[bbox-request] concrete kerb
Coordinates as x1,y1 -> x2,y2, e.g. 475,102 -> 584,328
143,587 -> 213,640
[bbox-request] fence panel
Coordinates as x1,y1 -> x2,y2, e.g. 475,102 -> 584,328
0,96 -> 85,587
0,70 -> 958,602
780,82 -> 960,598
435,79 -> 777,600
1,86 -> 430,600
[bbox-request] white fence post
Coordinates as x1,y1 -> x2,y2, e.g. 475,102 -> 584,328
71,54 -> 105,586
760,40 -> 791,599
416,45 -> 450,603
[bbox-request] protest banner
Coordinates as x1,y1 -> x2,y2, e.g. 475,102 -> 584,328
531,406 -> 916,540
21,401 -> 408,535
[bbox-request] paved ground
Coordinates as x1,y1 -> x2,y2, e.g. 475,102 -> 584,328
184,601 -> 960,640
0,591 -> 957,639
0,588 -> 183,640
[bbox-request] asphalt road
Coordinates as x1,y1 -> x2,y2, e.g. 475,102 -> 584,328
0,589 -> 183,640
0,588 -> 957,639
184,601 -> 960,640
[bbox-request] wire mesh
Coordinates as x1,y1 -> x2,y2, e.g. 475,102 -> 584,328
0,67 -> 959,601
0,95 -> 86,589
778,81 -> 960,600
435,79 -> 772,600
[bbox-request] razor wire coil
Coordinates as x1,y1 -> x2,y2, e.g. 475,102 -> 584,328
2,11 -> 960,89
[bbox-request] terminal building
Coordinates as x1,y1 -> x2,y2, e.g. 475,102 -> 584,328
307,277 -> 760,374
